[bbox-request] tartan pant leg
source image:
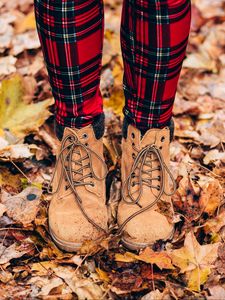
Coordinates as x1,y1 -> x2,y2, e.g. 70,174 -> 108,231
34,0 -> 104,128
121,0 -> 191,131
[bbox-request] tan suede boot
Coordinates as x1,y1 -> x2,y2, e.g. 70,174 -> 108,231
117,124 -> 176,250
48,125 -> 108,252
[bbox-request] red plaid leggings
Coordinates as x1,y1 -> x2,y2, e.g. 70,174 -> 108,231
34,0 -> 191,130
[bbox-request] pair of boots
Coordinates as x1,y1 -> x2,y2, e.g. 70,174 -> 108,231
48,121 -> 176,252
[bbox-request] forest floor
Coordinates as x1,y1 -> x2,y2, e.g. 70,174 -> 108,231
0,0 -> 225,299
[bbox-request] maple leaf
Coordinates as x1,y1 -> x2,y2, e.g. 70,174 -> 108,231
170,231 -> 221,292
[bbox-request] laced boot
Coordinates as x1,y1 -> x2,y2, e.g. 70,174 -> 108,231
48,125 -> 108,252
117,124 -> 176,250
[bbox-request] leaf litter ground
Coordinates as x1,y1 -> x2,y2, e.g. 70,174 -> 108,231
0,0 -> 225,299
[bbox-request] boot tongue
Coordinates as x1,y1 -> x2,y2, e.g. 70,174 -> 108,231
62,127 -> 94,185
141,127 -> 168,148
126,125 -> 167,205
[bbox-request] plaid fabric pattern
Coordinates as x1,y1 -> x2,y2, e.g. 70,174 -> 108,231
34,0 -> 104,128
34,0 -> 191,130
121,0 -> 191,130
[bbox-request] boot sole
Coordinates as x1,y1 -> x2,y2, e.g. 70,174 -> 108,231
121,227 -> 175,251
49,226 -> 82,252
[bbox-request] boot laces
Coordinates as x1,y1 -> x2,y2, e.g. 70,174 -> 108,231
48,133 -> 108,232
119,143 -> 177,232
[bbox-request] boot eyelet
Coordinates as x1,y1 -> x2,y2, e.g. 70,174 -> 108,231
82,133 -> 88,139
132,153 -> 135,159
132,142 -> 135,147
90,181 -> 95,187
158,176 -> 161,181
85,142 -> 88,146
132,182 -> 135,187
157,185 -> 160,191
131,132 -> 135,139
159,146 -> 162,150
161,136 -> 165,142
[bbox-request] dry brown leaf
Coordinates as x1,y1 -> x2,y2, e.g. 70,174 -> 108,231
183,51 -> 216,72
10,30 -> 40,55
204,211 -> 225,235
0,203 -> 7,217
173,96 -> 200,116
0,13 -> 14,53
0,243 -> 27,265
115,247 -> 174,270
0,143 -> 37,161
0,270 -> 13,283
0,56 -> 17,76
54,266 -> 104,300
28,276 -> 71,297
193,0 -> 225,18
199,178 -> 223,215
1,186 -> 42,226
138,248 -> 174,270
207,286 -> 225,300
203,149 -> 225,165
141,288 -> 171,300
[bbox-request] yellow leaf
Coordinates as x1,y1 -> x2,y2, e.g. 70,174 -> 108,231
0,74 -> 54,138
103,87 -> 124,116
115,252 -> 137,263
31,261 -> 58,276
15,11 -> 36,33
96,268 -> 110,282
170,231 -> 221,291
187,267 -> 211,292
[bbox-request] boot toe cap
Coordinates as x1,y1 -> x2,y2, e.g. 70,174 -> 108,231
48,196 -> 108,251
118,207 -> 174,249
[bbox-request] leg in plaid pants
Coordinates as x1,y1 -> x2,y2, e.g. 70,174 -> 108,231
38,0 -> 192,251
34,0 -> 191,133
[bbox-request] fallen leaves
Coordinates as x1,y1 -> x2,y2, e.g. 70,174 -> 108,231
115,248 -> 174,270
0,243 -> 28,265
0,56 -> 17,76
15,11 -> 36,34
0,0 -> 224,298
203,211 -> 225,236
1,186 -> 42,226
170,231 -> 221,292
199,179 -> 223,215
207,286 -> 225,300
0,74 -> 54,139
